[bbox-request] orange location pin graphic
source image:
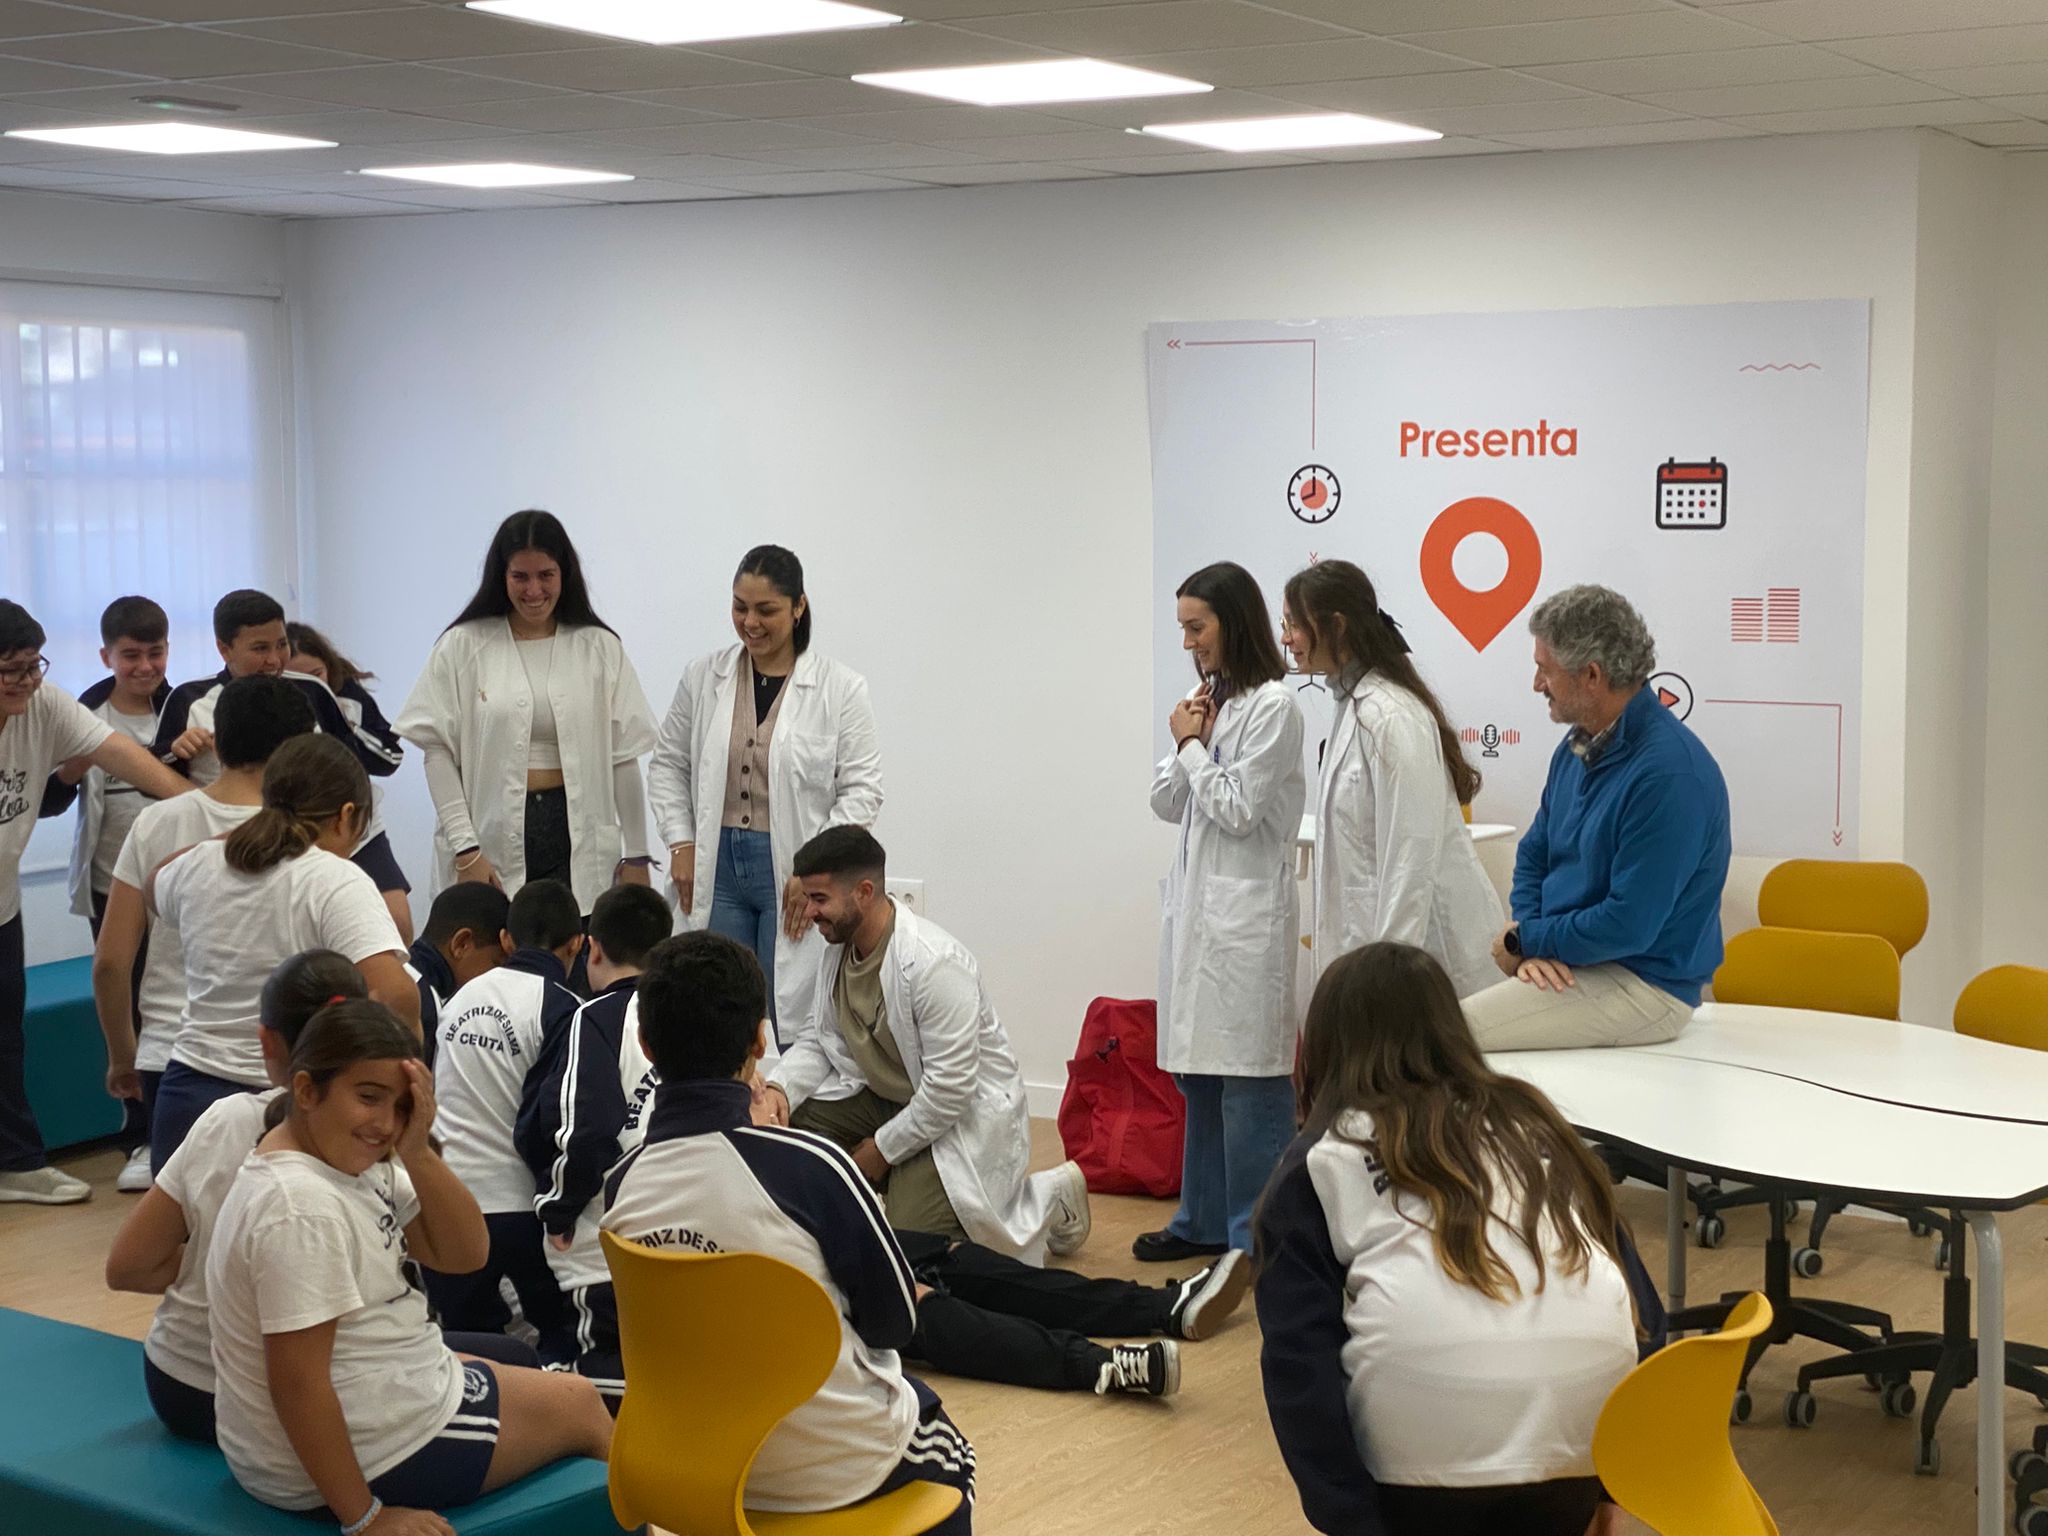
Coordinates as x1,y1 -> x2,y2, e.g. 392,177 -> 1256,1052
1420,496 -> 1543,652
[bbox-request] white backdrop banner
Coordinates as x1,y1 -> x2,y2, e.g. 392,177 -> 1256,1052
1147,300 -> 1870,859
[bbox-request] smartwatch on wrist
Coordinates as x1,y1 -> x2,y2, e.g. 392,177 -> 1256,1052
1503,927 -> 1523,957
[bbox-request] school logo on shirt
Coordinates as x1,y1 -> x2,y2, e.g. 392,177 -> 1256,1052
1361,1138 -> 1390,1197
0,768 -> 28,829
461,1365 -> 491,1405
636,1225 -> 722,1254
448,1004 -> 521,1060
621,1070 -> 658,1134
373,1176 -> 403,1251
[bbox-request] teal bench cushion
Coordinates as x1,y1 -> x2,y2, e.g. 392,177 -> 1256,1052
23,956 -> 122,1153
0,1308 -> 631,1535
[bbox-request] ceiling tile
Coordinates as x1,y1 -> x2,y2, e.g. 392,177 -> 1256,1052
343,183 -> 608,208
1070,147 -> 1318,173
404,93 -> 722,132
348,133 -> 637,167
32,172 -> 245,197
681,168 -> 927,194
0,161 -> 132,185
81,0 -> 409,18
0,54 -> 142,91
1303,135 -> 1523,158
889,0 -> 1165,15
2,77 -> 341,115
1267,0 -> 1663,30
621,78 -> 888,119
536,150 -> 786,178
2,24 -> 370,78
1947,118 -> 2048,145
1401,10 -> 1780,68
1988,93 -> 2048,117
1520,43 -> 1875,95
1264,69 -> 1587,112
225,107 -> 521,144
1121,37 -> 1476,87
0,3 -> 146,40
1724,98 -> 2012,132
1637,72 -> 1957,116
588,119 -> 881,154
186,63 -> 572,109
887,160 -> 1111,183
554,178 -> 752,201
782,104 -> 1103,142
1489,119 -> 1760,148
432,46 -> 805,93
737,141 -> 992,169
949,1 -> 1345,53
1915,62 -> 2048,97
910,126 -> 1197,156
1828,26 -> 2048,73
182,191 -> 425,214
1409,97 -> 1683,135
683,22 -> 1054,74
212,7 -> 616,63
1701,0 -> 2048,42
1023,85 -> 1310,129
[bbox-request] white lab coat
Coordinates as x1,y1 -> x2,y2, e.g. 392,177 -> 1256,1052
394,619 -> 656,913
1313,674 -> 1503,999
1151,679 -> 1307,1078
770,904 -> 1061,1263
647,646 -> 882,1029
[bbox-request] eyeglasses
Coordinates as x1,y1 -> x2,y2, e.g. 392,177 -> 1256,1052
0,656 -> 51,686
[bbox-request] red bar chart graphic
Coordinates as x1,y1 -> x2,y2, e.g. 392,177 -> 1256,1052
1731,587 -> 1801,643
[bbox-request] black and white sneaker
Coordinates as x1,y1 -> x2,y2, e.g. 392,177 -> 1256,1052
1094,1340 -> 1180,1398
1165,1249 -> 1252,1342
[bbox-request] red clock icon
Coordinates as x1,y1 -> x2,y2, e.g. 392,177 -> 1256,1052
1289,465 -> 1340,524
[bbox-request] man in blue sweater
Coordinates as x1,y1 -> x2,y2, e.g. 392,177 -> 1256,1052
1466,584 -> 1730,1051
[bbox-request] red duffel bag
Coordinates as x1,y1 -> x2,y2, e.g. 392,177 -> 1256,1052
1057,997 -> 1183,1198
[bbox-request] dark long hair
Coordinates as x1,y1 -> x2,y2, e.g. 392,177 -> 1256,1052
285,621 -> 371,688
260,949 -> 368,1050
447,510 -> 614,634
735,545 -> 811,655
1293,943 -> 1632,1303
1285,560 -> 1481,806
1176,562 -> 1287,694
223,734 -> 369,876
264,999 -> 421,1132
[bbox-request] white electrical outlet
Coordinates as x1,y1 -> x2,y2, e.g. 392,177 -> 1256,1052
887,878 -> 925,915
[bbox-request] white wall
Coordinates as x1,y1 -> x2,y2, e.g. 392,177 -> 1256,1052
0,188 -> 289,965
292,129 -> 1965,1099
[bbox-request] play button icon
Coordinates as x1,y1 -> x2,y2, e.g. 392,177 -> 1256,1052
1648,671 -> 1693,721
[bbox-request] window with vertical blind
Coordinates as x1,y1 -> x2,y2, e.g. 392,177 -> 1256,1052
0,281 -> 293,872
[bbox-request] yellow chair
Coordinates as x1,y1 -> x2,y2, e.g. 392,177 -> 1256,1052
1711,926 -> 1902,1020
1756,859 -> 1929,959
602,1231 -> 962,1536
1955,964 -> 2048,1051
1593,1293 -> 1779,1536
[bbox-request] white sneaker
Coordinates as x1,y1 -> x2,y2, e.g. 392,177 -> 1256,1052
116,1146 -> 153,1194
0,1166 -> 92,1205
1045,1159 -> 1092,1257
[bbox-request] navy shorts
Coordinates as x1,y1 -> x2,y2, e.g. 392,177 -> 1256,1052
143,1355 -> 217,1445
369,1361 -> 500,1511
867,1377 -> 974,1534
351,831 -> 413,895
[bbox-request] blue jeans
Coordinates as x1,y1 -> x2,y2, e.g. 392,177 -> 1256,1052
151,1059 -> 256,1175
1169,1073 -> 1298,1253
709,827 -> 779,1029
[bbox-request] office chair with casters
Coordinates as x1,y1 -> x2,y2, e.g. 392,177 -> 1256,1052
1593,1292 -> 1779,1536
601,1232 -> 963,1536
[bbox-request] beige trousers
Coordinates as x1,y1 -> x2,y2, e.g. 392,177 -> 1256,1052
1463,962 -> 1695,1052
791,1088 -> 965,1241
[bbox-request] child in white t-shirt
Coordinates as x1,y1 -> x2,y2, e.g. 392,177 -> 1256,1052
106,948 -> 369,1443
205,1000 -> 612,1531
149,733 -> 419,1172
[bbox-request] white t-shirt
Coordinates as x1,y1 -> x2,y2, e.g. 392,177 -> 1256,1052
147,1089 -> 277,1391
0,685 -> 113,924
207,1149 -> 462,1511
90,702 -> 160,893
111,792 -> 261,1075
434,962 -> 573,1214
155,842 -> 403,1086
1312,1110 -> 1639,1487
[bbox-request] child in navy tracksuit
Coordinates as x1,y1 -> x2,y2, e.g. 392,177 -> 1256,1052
407,882 -> 511,1066
420,877 -> 582,1364
602,931 -> 975,1529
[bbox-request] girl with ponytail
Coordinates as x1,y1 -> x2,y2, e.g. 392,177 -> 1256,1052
148,734 -> 420,1169
207,1002 -> 613,1532
1281,559 -> 1503,999
1253,943 -> 1661,1536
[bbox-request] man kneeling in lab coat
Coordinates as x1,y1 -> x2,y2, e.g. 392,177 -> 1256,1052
759,826 -> 1090,1265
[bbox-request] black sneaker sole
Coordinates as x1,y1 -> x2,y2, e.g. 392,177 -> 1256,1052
1133,1231 -> 1230,1263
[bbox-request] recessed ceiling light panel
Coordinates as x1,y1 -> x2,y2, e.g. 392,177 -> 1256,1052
3,123 -> 335,154
854,58 -> 1211,106
467,0 -> 901,45
360,162 -> 635,188
1137,112 -> 1441,152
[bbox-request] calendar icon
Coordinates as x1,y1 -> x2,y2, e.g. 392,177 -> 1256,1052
1656,457 -> 1728,530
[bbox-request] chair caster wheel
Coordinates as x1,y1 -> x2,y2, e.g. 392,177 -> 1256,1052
1784,1390 -> 1816,1428
2019,1502 -> 2048,1536
1882,1381 -> 1918,1419
1908,1218 -> 1930,1236
1936,1237 -> 1953,1270
1914,1438 -> 1940,1477
1731,1389 -> 1753,1425
1792,1245 -> 1824,1279
1697,1214 -> 1725,1250
2013,1448 -> 2045,1482
1775,1197 -> 1801,1222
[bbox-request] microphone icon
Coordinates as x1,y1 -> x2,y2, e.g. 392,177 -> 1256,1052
1480,724 -> 1501,759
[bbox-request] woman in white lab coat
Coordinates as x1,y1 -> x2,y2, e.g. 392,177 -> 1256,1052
1281,559 -> 1502,999
395,511 -> 658,917
1142,561 -> 1306,1264
647,546 -> 882,1036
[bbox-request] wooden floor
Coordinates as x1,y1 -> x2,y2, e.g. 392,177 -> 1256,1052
6,1124 -> 2043,1535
